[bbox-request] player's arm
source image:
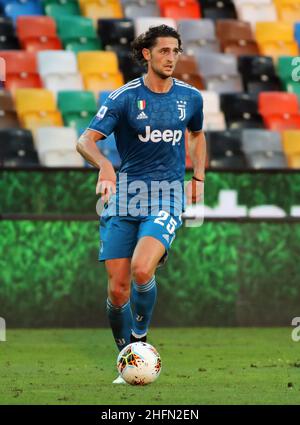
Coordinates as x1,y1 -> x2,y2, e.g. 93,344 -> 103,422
76,129 -> 116,202
186,130 -> 206,204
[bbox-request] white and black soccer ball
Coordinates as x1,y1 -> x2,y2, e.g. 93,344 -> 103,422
117,342 -> 162,385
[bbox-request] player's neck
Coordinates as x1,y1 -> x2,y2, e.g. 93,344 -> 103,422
143,73 -> 173,94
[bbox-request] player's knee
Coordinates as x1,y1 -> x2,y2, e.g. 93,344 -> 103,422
131,262 -> 153,285
108,280 -> 130,306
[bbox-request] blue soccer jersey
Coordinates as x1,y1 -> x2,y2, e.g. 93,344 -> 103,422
88,76 -> 203,216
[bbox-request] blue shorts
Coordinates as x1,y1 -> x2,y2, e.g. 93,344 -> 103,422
99,208 -> 182,262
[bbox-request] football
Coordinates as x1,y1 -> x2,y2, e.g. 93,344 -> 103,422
117,342 -> 162,385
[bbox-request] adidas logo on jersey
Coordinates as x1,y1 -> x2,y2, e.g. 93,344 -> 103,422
138,126 -> 182,145
136,111 -> 148,120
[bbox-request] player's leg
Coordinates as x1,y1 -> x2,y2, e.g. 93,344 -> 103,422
105,258 -> 133,352
130,212 -> 183,341
130,236 -> 165,341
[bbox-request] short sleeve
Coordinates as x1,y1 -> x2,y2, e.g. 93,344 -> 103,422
87,95 -> 123,138
187,92 -> 204,132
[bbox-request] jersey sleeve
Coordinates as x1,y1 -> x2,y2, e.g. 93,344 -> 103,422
187,91 -> 204,132
87,95 -> 123,138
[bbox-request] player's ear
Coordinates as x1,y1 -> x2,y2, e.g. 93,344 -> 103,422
142,48 -> 151,62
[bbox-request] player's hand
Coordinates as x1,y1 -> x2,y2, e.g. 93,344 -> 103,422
96,161 -> 116,204
186,178 -> 204,205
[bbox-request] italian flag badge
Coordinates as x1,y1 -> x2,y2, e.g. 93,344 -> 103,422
137,100 -> 146,110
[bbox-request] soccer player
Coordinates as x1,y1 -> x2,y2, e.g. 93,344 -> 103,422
76,25 -> 206,383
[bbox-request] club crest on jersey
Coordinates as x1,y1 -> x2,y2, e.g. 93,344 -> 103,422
177,100 -> 187,121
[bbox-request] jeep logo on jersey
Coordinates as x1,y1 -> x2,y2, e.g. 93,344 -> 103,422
138,126 -> 182,145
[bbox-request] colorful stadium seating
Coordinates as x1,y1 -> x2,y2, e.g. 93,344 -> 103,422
1,0 -> 300,169
0,89 -> 20,128
0,16 -> 20,49
206,129 -> 248,169
37,50 -> 83,94
178,19 -> 220,55
282,130 -> 300,167
0,50 -> 42,91
34,126 -> 84,166
15,88 -> 63,133
58,90 -> 97,131
0,127 -> 39,166
158,0 -> 201,19
79,0 -> 124,21
241,129 -> 287,168
17,16 -> 62,52
97,18 -> 134,49
77,51 -> 124,92
216,19 -> 259,56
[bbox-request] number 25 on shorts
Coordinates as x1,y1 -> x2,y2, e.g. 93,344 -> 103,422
154,210 -> 177,234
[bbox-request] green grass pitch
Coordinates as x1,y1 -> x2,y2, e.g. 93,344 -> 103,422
0,328 -> 299,405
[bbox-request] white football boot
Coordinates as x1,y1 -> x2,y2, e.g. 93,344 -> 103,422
112,375 -> 126,384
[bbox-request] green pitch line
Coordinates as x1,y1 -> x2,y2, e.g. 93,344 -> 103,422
0,328 -> 299,405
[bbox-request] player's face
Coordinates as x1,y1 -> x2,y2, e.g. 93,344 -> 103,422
144,37 -> 181,79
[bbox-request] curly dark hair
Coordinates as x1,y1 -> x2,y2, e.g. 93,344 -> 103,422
131,25 -> 182,66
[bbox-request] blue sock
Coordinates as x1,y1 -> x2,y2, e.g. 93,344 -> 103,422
130,276 -> 157,338
106,299 -> 132,351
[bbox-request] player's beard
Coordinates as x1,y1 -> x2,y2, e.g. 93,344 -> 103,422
150,62 -> 173,80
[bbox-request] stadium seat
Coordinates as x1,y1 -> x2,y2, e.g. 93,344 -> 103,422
202,113 -> 226,131
37,50 -> 83,94
77,51 -> 124,92
263,115 -> 300,131
282,130 -> 300,167
110,45 -> 145,82
0,16 -> 20,49
0,128 -> 39,167
236,3 -> 277,28
206,129 -> 248,169
259,91 -> 300,130
15,88 -> 63,132
44,1 -> 81,18
220,93 -> 264,129
195,52 -> 243,93
259,92 -> 299,116
241,129 -> 287,169
238,55 -> 282,95
173,54 -> 204,88
200,0 -> 237,20
16,16 -> 62,52
0,50 -> 42,91
56,16 -> 101,53
80,1 -> 123,22
216,19 -> 259,56
158,0 -> 201,19
4,1 -> 43,24
123,2 -> 160,18
275,0 -> 300,24
178,19 -> 220,55
97,18 -> 134,49
34,126 -> 84,167
255,22 -> 299,59
0,90 -> 20,128
58,90 -> 97,131
134,17 -> 177,37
